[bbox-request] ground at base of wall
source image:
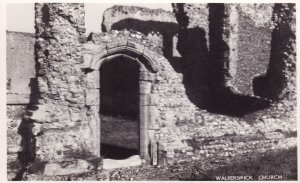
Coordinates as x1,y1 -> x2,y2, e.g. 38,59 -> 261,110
22,147 -> 297,181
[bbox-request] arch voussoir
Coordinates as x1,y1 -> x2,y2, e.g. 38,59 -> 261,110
83,31 -> 161,73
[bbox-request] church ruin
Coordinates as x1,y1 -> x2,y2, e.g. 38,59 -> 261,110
7,3 -> 296,179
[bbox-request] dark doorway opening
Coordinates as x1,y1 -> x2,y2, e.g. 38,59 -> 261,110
100,56 -> 140,159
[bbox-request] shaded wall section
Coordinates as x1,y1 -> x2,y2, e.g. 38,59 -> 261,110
102,5 -> 179,59
235,4 -> 273,95
253,3 -> 296,101
6,31 -> 38,180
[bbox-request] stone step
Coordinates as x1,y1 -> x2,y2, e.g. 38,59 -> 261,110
102,155 -> 142,170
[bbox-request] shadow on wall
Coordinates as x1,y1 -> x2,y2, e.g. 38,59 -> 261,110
14,6 -> 52,178
108,18 -> 178,60
14,102 -> 37,180
100,57 -> 140,120
13,41 -> 42,181
176,3 -> 270,117
105,4 -> 271,117
253,3 -> 296,101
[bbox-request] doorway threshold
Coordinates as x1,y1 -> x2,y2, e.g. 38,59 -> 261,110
102,155 -> 143,170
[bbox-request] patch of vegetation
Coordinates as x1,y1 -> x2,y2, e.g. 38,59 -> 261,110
176,147 -> 297,180
23,147 -> 297,181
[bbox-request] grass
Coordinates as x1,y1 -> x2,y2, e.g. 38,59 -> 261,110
177,147 -> 297,181
23,147 -> 297,181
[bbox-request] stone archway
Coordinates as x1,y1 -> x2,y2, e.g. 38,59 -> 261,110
83,39 -> 160,162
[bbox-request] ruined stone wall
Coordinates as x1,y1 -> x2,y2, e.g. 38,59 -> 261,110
169,3 -> 296,162
173,4 -> 274,96
6,31 -> 37,104
172,3 -> 210,108
98,4 -> 296,162
30,3 -> 90,162
102,5 -> 177,31
6,31 -> 38,180
235,4 -> 273,95
102,5 -> 178,58
253,4 -> 296,101
173,4 -> 209,38
83,30 -> 200,161
205,3 -> 239,90
7,3 -> 297,174
7,105 -> 26,180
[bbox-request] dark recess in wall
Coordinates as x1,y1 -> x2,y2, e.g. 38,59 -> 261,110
100,56 -> 140,120
100,56 -> 140,159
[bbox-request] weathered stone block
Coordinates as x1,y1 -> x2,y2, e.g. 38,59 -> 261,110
142,48 -> 160,71
7,94 -> 30,104
139,81 -> 152,94
32,123 -> 43,136
140,94 -> 159,106
69,109 -> 81,122
264,132 -> 285,140
85,89 -> 100,106
103,155 -> 142,170
83,53 -> 94,68
140,71 -> 155,81
106,39 -> 128,51
151,141 -> 158,165
29,105 -> 49,123
127,41 -> 145,53
84,43 -> 106,54
86,71 -> 100,89
43,159 -> 93,176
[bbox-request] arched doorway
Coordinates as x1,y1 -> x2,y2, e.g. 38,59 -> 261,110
100,56 -> 140,159
83,42 -> 160,163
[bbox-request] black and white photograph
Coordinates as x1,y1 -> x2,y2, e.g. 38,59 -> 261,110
3,1 -> 298,181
